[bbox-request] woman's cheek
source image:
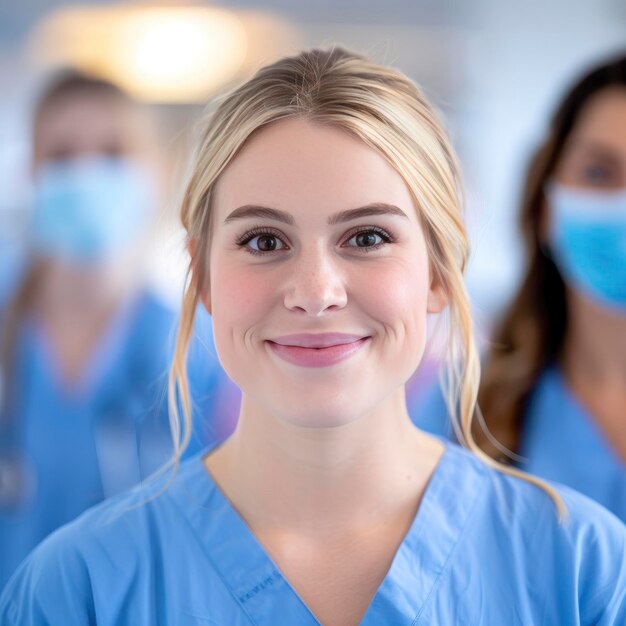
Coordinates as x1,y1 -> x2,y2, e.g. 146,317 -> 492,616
211,254 -> 276,319
355,260 -> 429,321
208,263 -> 267,369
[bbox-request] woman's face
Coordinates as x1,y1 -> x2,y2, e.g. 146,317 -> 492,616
203,118 -> 446,428
544,87 -> 626,314
33,93 -> 146,168
554,87 -> 626,191
30,91 -> 160,268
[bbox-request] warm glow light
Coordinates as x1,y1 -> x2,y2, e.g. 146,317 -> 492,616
27,4 -> 278,103
109,9 -> 247,101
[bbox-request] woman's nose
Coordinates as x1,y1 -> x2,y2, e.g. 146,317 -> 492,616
282,245 -> 348,316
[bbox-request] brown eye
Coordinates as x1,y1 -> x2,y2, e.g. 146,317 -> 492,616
355,232 -> 379,247
99,142 -> 125,159
344,228 -> 391,250
47,148 -> 74,163
256,235 -> 279,251
239,230 -> 288,255
582,163 -> 617,186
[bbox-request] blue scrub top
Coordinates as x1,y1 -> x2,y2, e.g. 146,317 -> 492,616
520,366 -> 626,521
0,292 -> 238,590
410,367 -> 626,524
408,379 -> 452,439
1,442 -> 625,625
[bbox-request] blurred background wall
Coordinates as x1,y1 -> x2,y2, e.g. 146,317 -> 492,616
1,0 -> 625,335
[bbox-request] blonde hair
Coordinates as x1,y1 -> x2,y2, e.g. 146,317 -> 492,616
169,47 -> 565,517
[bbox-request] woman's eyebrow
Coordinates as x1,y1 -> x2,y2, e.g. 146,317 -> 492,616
224,205 -> 294,225
328,203 -> 409,224
224,202 -> 408,225
569,139 -> 623,161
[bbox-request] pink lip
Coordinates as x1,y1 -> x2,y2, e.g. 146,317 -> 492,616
267,333 -> 370,368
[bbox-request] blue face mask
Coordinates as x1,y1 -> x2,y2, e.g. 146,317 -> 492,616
31,157 -> 155,263
547,182 -> 626,313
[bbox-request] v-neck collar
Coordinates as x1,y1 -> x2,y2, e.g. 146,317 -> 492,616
22,295 -> 139,404
535,366 -> 622,461
169,443 -> 487,625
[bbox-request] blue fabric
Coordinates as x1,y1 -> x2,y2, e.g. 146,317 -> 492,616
32,157 -> 155,262
1,442 -> 625,625
0,293 -> 236,590
546,183 -> 626,311
0,209 -> 27,310
408,380 -> 452,439
410,367 -> 626,524
0,245 -> 24,311
520,366 -> 626,521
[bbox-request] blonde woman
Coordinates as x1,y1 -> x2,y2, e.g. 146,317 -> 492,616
1,48 -> 625,626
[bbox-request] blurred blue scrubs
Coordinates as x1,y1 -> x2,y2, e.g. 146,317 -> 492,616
410,367 -> 626,523
0,292 -> 236,590
519,366 -> 626,520
0,210 -> 27,311
1,442 -> 625,624
408,381 -> 452,438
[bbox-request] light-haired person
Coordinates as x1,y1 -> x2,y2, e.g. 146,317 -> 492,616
2,49 -> 625,625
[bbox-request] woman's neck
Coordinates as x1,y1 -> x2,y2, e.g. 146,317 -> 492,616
30,259 -> 137,384
35,258 -> 135,321
204,390 -> 445,537
560,289 -> 626,459
562,289 -> 626,385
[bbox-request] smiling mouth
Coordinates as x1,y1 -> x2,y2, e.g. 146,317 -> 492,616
266,335 -> 370,368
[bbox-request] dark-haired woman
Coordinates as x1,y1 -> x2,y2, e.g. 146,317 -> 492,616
480,53 -> 626,519
415,53 -> 626,522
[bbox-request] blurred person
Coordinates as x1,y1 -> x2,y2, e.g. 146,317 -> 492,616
0,72 -> 235,590
478,53 -> 626,516
0,207 -> 27,312
413,54 -> 626,522
2,48 -> 625,625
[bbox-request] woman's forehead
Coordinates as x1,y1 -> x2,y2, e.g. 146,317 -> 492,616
213,117 -> 418,224
568,88 -> 626,150
34,94 -> 146,160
